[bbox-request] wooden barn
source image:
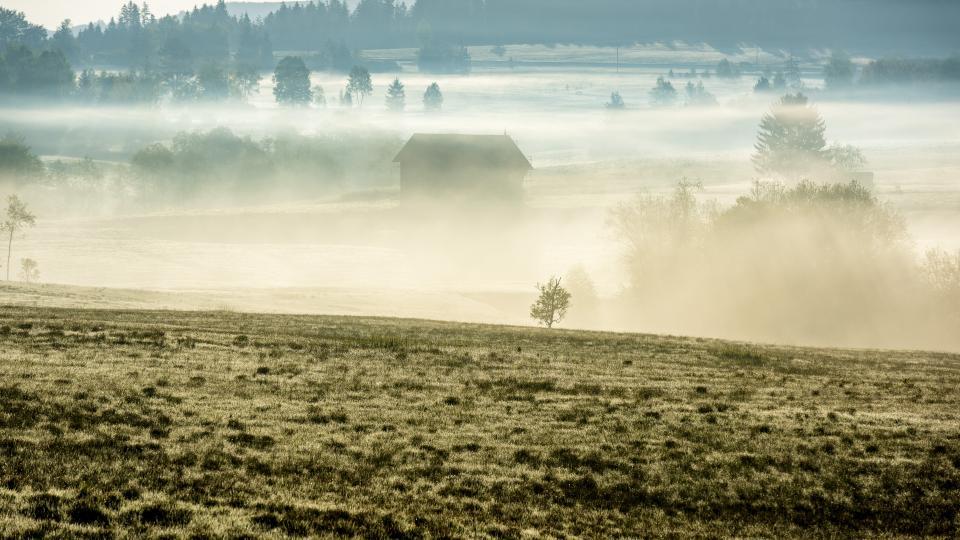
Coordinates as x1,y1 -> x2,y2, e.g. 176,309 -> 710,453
393,134 -> 532,202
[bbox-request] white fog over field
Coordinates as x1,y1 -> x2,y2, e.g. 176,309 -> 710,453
2,45 -> 959,349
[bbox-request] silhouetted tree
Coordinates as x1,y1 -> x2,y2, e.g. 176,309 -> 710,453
530,276 -> 571,329
650,76 -> 677,106
418,41 -> 471,74
716,58 -> 740,78
51,19 -> 79,63
273,56 -> 312,106
685,81 -> 716,106
754,76 -> 771,92
752,93 -> 827,179
606,91 -> 625,109
0,8 -> 47,50
346,65 -> 372,106
772,71 -> 787,90
0,135 -> 44,183
824,50 -> 855,89
197,62 -> 229,100
784,56 -> 802,89
1,195 -> 35,281
0,46 -> 75,98
423,82 -> 443,111
385,77 -> 405,111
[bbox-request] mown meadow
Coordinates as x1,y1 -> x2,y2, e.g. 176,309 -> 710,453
0,306 -> 958,538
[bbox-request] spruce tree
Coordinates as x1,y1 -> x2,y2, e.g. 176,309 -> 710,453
752,93 -> 828,180
423,82 -> 443,111
385,78 -> 405,112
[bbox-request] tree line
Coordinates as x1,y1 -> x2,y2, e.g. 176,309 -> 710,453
272,58 -> 443,111
227,0 -> 960,55
4,1 -> 959,75
3,3 -> 958,103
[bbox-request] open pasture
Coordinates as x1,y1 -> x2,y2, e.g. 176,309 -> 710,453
0,306 -> 958,537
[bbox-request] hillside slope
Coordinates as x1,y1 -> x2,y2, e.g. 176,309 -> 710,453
0,306 -> 958,537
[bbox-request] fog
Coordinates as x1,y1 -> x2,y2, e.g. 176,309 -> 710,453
2,50 -> 959,351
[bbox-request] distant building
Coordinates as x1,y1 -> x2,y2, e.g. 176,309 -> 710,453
393,134 -> 533,203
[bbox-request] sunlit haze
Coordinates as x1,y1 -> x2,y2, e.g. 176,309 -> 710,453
2,0 -> 201,28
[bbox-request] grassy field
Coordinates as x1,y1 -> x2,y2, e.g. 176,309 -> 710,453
0,306 -> 958,538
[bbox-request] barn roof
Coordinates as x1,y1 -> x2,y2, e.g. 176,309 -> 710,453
394,134 -> 533,171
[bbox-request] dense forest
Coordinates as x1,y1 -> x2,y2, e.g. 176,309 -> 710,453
1,1 -> 960,104
5,1 -> 960,71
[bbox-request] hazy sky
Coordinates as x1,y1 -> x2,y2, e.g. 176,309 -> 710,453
3,0 -> 202,29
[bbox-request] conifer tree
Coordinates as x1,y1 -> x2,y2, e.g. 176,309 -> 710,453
385,78 -> 405,111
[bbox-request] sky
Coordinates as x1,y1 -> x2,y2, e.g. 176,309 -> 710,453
3,1 -> 211,29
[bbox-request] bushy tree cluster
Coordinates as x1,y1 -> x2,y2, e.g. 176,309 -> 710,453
129,128 -> 401,202
0,45 -> 74,97
715,59 -> 741,78
0,135 -> 44,183
824,50 -> 855,89
609,177 -> 960,349
860,56 -> 960,85
73,2 -> 272,70
684,81 -> 716,106
650,77 -> 677,107
415,22 -> 472,76
0,8 -> 45,50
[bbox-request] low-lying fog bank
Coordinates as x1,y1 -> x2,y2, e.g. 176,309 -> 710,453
1,73 -> 958,352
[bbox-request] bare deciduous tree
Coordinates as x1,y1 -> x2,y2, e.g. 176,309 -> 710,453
530,276 -> 572,329
1,195 -> 36,281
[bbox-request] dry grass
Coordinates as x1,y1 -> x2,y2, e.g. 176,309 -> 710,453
0,306 -> 958,538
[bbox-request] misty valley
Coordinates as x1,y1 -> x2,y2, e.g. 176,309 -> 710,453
0,1 -> 959,538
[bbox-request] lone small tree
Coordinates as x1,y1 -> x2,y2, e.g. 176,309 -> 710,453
423,82 -> 443,111
273,56 -> 312,106
1,195 -> 36,281
606,91 -> 625,109
530,277 -> 572,329
754,76 -> 772,93
346,66 -> 373,106
385,78 -> 406,112
20,258 -> 39,283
